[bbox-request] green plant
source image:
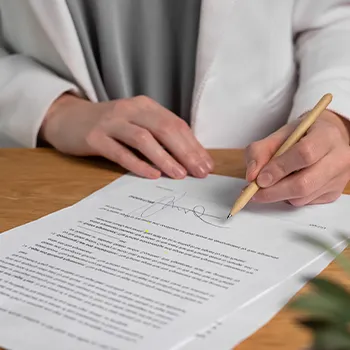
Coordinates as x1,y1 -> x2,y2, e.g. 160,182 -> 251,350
289,235 -> 350,350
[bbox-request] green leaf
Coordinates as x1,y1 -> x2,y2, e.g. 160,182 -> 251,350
289,292 -> 350,325
309,277 -> 350,310
313,326 -> 350,350
298,318 -> 350,350
289,295 -> 330,319
296,234 -> 350,275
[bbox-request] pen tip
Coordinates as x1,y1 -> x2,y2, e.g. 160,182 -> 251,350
226,214 -> 232,220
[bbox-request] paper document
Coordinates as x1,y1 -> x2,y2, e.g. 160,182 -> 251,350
0,174 -> 348,350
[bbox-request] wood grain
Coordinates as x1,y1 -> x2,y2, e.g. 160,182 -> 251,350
0,148 -> 349,350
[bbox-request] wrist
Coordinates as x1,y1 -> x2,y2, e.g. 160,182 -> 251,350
319,110 -> 350,145
39,93 -> 88,144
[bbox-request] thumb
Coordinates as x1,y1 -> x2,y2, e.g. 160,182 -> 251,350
245,122 -> 297,182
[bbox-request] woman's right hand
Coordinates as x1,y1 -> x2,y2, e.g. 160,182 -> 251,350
39,93 -> 214,179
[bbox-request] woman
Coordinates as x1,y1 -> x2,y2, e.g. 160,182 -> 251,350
1,0 -> 350,206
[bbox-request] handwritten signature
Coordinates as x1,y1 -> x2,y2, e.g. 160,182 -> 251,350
128,192 -> 226,228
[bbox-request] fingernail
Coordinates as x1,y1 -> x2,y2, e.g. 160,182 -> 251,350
194,164 -> 208,178
173,166 -> 186,179
205,159 -> 214,172
149,169 -> 161,179
247,160 -> 257,175
257,172 -> 273,187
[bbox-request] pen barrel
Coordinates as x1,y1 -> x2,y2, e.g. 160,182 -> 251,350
231,181 -> 259,215
274,93 -> 333,157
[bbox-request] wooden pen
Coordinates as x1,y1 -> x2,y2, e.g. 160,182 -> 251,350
227,93 -> 333,219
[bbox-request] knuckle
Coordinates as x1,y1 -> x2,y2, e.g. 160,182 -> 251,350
174,118 -> 190,132
294,176 -> 312,197
112,98 -> 130,113
246,141 -> 262,158
297,139 -> 317,165
118,95 -> 157,118
85,129 -> 100,149
185,151 -> 201,164
116,150 -> 132,166
324,122 -> 343,146
157,121 -> 174,137
132,129 -> 152,148
273,159 -> 288,176
134,95 -> 155,108
247,141 -> 259,153
110,99 -> 135,121
328,122 -> 342,138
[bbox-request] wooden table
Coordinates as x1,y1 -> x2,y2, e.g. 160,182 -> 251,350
1,148 -> 349,350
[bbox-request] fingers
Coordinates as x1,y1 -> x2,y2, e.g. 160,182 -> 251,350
109,122 -> 187,179
181,127 -> 215,172
165,122 -> 213,178
245,122 -> 297,182
250,116 -> 344,188
86,130 -> 161,179
252,150 -> 350,204
256,129 -> 331,188
286,171 -> 349,207
128,96 -> 214,178
289,191 -> 342,207
244,112 -> 350,207
302,192 -> 342,206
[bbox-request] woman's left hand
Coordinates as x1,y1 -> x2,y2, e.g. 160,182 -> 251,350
244,110 -> 350,206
